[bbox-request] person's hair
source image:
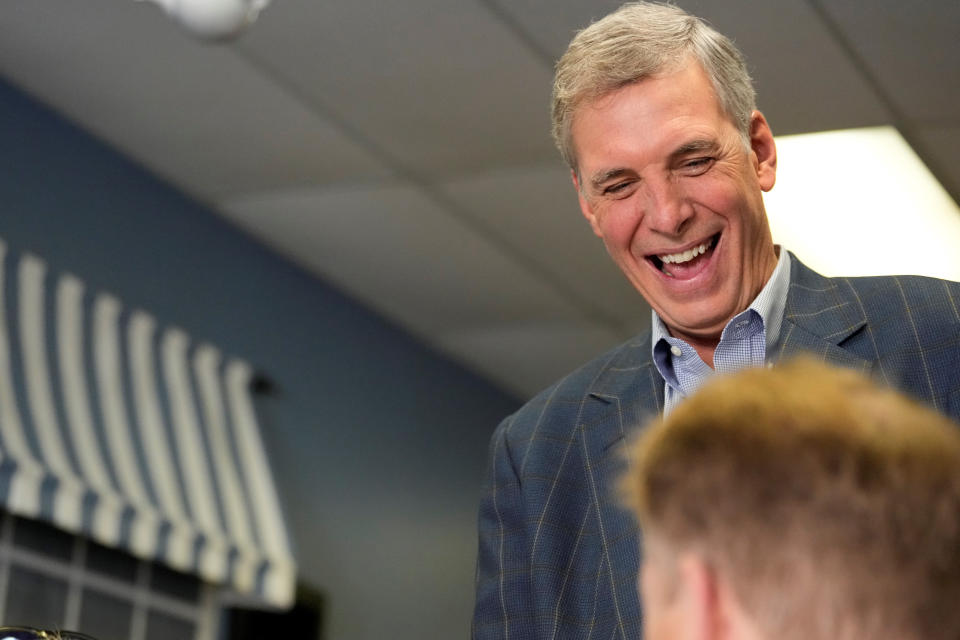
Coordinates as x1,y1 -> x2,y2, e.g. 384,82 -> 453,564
551,2 -> 756,171
622,359 -> 960,640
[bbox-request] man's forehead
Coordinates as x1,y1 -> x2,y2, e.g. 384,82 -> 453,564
569,60 -> 736,171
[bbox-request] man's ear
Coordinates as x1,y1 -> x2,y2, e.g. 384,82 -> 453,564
571,169 -> 604,237
677,553 -> 733,640
749,110 -> 777,192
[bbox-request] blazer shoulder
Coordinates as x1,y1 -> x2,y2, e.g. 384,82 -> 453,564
839,272 -> 960,297
787,255 -> 960,325
834,274 -> 960,329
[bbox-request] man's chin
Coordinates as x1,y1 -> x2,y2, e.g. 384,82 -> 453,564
658,308 -> 735,342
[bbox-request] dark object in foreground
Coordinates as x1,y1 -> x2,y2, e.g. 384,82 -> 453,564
0,627 -> 100,640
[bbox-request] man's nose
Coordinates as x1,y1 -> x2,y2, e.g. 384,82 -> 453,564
641,177 -> 693,236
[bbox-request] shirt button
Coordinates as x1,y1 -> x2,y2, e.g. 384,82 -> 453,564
670,345 -> 683,357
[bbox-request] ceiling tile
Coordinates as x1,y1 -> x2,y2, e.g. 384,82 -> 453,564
435,323 -> 631,398
235,0 -> 557,178
819,0 -> 960,123
492,0 -> 893,134
439,164 -> 650,334
482,0 -> 625,59
219,183 -> 597,336
0,0 -> 392,201
679,0 -> 894,133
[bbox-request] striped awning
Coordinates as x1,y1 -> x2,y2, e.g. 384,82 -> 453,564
0,238 -> 295,608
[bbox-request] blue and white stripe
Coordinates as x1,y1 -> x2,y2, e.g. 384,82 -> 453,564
0,238 -> 295,608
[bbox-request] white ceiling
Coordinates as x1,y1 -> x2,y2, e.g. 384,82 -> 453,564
2,0 -> 958,398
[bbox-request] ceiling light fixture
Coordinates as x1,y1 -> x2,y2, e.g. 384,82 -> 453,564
137,0 -> 270,41
764,126 -> 960,281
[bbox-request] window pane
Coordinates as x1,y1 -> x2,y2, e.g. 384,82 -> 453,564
145,610 -> 194,640
78,589 -> 132,640
12,517 -> 73,561
150,563 -> 199,603
4,566 -> 67,627
86,542 -> 137,583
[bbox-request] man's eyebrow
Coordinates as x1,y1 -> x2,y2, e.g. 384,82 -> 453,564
671,139 -> 719,159
588,167 -> 634,190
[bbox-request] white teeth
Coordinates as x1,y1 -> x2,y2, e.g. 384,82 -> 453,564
659,237 -> 715,265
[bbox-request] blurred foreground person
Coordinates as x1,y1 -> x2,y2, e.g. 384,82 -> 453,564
623,359 -> 960,640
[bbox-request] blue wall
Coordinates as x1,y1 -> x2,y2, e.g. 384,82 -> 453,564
0,79 -> 519,639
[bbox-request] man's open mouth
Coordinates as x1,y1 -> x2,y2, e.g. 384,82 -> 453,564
648,233 -> 719,277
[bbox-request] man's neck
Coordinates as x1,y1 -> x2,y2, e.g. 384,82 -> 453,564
685,334 -> 721,369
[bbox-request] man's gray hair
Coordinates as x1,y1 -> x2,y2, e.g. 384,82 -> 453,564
551,2 -> 757,171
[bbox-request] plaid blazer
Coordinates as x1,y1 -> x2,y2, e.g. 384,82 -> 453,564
473,254 -> 960,639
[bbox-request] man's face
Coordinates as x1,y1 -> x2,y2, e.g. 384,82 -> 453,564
571,61 -> 778,344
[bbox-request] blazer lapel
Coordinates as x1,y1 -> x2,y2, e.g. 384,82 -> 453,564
776,253 -> 872,374
577,336 -> 661,636
585,335 -> 663,447
776,318 -> 872,372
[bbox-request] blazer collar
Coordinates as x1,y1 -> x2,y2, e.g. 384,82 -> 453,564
586,334 -> 663,414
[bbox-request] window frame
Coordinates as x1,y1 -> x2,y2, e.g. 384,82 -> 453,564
0,512 -> 221,640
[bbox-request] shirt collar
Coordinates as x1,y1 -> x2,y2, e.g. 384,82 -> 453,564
751,245 -> 791,352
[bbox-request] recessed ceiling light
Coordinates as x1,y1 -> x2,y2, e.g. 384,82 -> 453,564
764,126 -> 960,281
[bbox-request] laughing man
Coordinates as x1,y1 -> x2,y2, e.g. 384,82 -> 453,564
473,2 -> 960,639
